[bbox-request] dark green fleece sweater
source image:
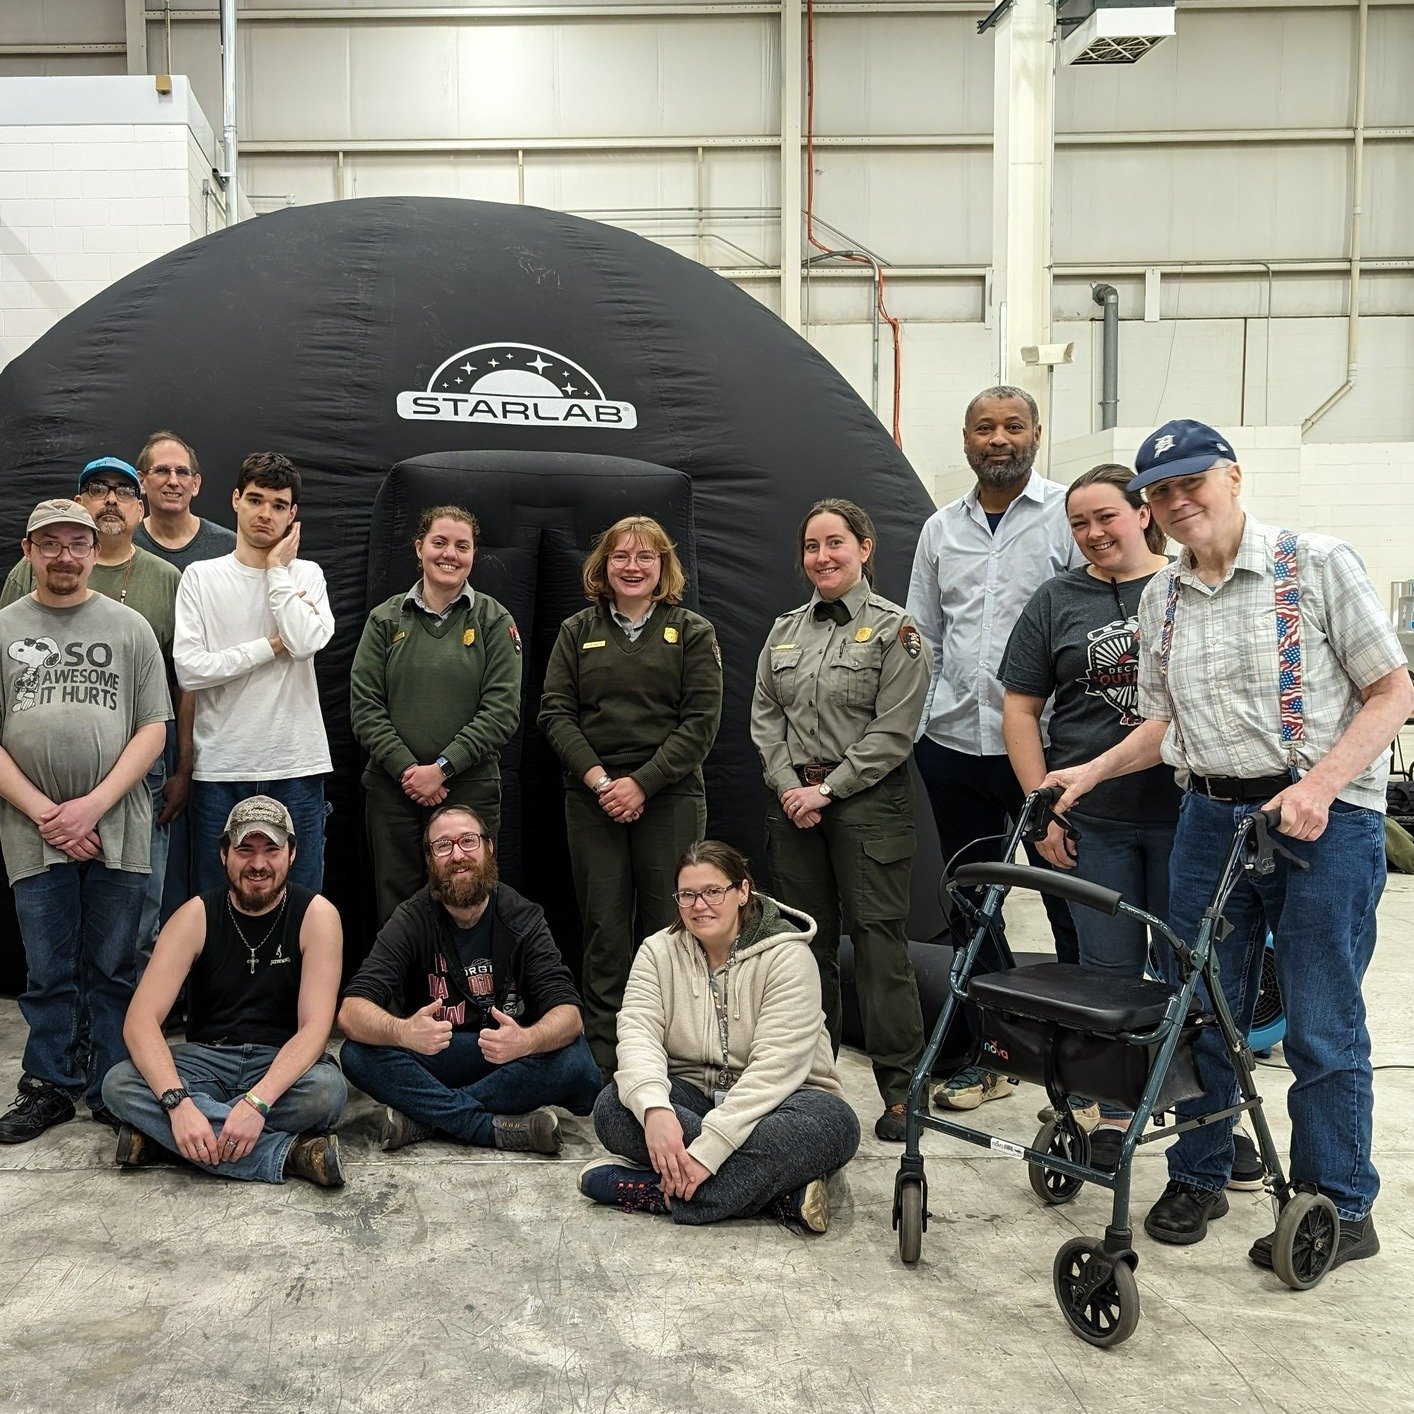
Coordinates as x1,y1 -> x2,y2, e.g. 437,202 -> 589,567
537,603 -> 722,798
350,589 -> 523,782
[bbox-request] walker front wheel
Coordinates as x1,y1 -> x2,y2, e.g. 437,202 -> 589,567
1053,1238 -> 1140,1348
897,1177 -> 924,1265
1272,1190 -> 1340,1290
1029,1120 -> 1088,1206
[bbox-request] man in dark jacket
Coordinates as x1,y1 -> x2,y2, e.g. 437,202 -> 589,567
338,804 -> 602,1154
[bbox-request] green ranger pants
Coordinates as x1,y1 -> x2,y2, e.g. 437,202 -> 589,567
765,765 -> 924,1107
364,768 -> 502,928
565,781 -> 706,1072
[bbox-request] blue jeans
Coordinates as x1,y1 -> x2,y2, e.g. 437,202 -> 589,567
102,1045 -> 347,1183
13,861 -> 145,1108
340,1033 -> 602,1147
1067,814 -> 1177,1120
189,776 -> 327,895
1163,791 -> 1385,1219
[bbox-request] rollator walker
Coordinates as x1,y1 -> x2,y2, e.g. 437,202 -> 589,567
891,787 -> 1341,1347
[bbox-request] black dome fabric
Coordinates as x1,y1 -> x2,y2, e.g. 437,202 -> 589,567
0,196 -> 937,958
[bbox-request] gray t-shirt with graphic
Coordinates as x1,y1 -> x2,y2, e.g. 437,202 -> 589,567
1000,566 -> 1181,825
0,593 -> 173,883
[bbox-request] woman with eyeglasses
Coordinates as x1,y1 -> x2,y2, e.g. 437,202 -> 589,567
351,504 -> 523,926
750,498 -> 932,1143
579,840 -> 859,1230
539,516 -> 723,1078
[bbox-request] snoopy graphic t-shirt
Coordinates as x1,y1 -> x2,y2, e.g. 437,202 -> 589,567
999,566 -> 1181,825
0,592 -> 172,883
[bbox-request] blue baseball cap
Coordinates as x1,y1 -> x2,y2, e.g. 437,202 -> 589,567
1131,420 -> 1236,493
77,456 -> 141,493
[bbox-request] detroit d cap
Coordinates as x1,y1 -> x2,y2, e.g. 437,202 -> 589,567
223,795 -> 297,848
77,456 -> 141,493
1131,419 -> 1236,493
26,498 -> 99,537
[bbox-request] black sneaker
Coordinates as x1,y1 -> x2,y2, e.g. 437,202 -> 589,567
1250,1212 -> 1380,1271
1087,1127 -> 1125,1174
1227,1130 -> 1266,1192
578,1161 -> 669,1215
0,1078 -> 76,1145
89,1104 -> 122,1132
1143,1178 -> 1230,1245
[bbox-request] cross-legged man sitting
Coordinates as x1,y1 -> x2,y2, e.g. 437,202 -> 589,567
338,804 -> 602,1155
102,796 -> 347,1185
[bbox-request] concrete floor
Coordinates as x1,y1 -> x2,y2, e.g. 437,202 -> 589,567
0,886 -> 1411,1413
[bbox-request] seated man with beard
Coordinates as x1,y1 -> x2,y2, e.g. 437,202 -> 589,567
338,805 -> 601,1155
101,796 -> 347,1185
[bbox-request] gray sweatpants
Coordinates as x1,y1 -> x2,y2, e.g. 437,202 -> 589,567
592,1078 -> 860,1225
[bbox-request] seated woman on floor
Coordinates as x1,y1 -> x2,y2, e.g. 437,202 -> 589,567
578,840 -> 860,1231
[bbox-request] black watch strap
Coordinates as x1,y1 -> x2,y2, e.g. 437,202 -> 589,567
159,1087 -> 189,1112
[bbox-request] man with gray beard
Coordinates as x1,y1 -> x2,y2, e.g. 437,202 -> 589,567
906,386 -> 1084,1112
338,804 -> 601,1155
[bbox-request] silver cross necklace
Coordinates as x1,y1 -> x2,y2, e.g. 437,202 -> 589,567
226,891 -> 289,974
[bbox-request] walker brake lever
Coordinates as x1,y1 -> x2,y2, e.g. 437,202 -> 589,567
1250,808 -> 1310,875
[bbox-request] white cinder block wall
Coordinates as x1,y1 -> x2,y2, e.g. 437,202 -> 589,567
0,77 -> 235,369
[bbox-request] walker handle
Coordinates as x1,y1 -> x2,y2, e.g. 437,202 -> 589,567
951,862 -> 1122,916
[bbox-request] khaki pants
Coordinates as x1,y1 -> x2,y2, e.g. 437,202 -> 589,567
765,765 -> 924,1107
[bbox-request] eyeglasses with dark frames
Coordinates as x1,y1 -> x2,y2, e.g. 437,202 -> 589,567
79,481 -> 141,502
29,537 -> 97,559
673,883 -> 739,907
428,832 -> 490,858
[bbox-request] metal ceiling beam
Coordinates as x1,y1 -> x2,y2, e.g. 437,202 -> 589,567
236,128 -> 1411,154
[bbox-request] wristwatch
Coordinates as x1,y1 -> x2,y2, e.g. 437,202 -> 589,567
435,755 -> 454,780
159,1087 -> 189,1111
817,782 -> 834,799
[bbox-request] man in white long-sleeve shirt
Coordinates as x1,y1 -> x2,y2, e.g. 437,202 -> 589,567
174,453 -> 335,894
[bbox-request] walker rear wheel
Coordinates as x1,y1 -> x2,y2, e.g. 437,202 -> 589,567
898,1177 -> 924,1266
1272,1190 -> 1340,1290
1029,1120 -> 1088,1206
1053,1238 -> 1140,1348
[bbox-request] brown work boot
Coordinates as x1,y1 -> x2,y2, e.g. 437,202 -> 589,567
284,1132 -> 346,1187
874,1103 -> 907,1142
115,1123 -> 163,1169
492,1108 -> 562,1154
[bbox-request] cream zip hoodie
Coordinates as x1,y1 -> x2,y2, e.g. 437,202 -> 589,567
614,895 -> 844,1175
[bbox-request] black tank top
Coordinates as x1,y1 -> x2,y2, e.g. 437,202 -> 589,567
188,885 -> 315,1048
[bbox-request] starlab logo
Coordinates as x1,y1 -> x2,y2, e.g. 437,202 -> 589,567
396,343 -> 638,430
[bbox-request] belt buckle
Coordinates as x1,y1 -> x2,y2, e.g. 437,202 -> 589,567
802,764 -> 828,786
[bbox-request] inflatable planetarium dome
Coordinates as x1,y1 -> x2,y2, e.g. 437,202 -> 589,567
0,196 -> 939,964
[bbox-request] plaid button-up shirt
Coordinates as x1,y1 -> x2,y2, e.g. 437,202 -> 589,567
1136,515 -> 1404,812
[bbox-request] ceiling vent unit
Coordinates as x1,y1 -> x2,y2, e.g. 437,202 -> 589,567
1058,1 -> 1175,65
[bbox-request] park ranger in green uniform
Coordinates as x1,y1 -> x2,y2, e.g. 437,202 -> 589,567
751,498 -> 932,1142
351,505 -> 522,926
539,515 -> 722,1077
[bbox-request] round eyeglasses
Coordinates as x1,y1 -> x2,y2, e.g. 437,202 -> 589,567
429,832 -> 490,858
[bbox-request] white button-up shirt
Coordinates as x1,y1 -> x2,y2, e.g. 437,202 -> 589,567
906,472 -> 1081,755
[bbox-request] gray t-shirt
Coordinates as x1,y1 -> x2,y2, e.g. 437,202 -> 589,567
0,593 -> 173,883
134,518 -> 237,572
1000,566 -> 1181,825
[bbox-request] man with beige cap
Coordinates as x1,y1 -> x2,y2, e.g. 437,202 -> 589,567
101,795 -> 347,1185
0,498 -> 170,1143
